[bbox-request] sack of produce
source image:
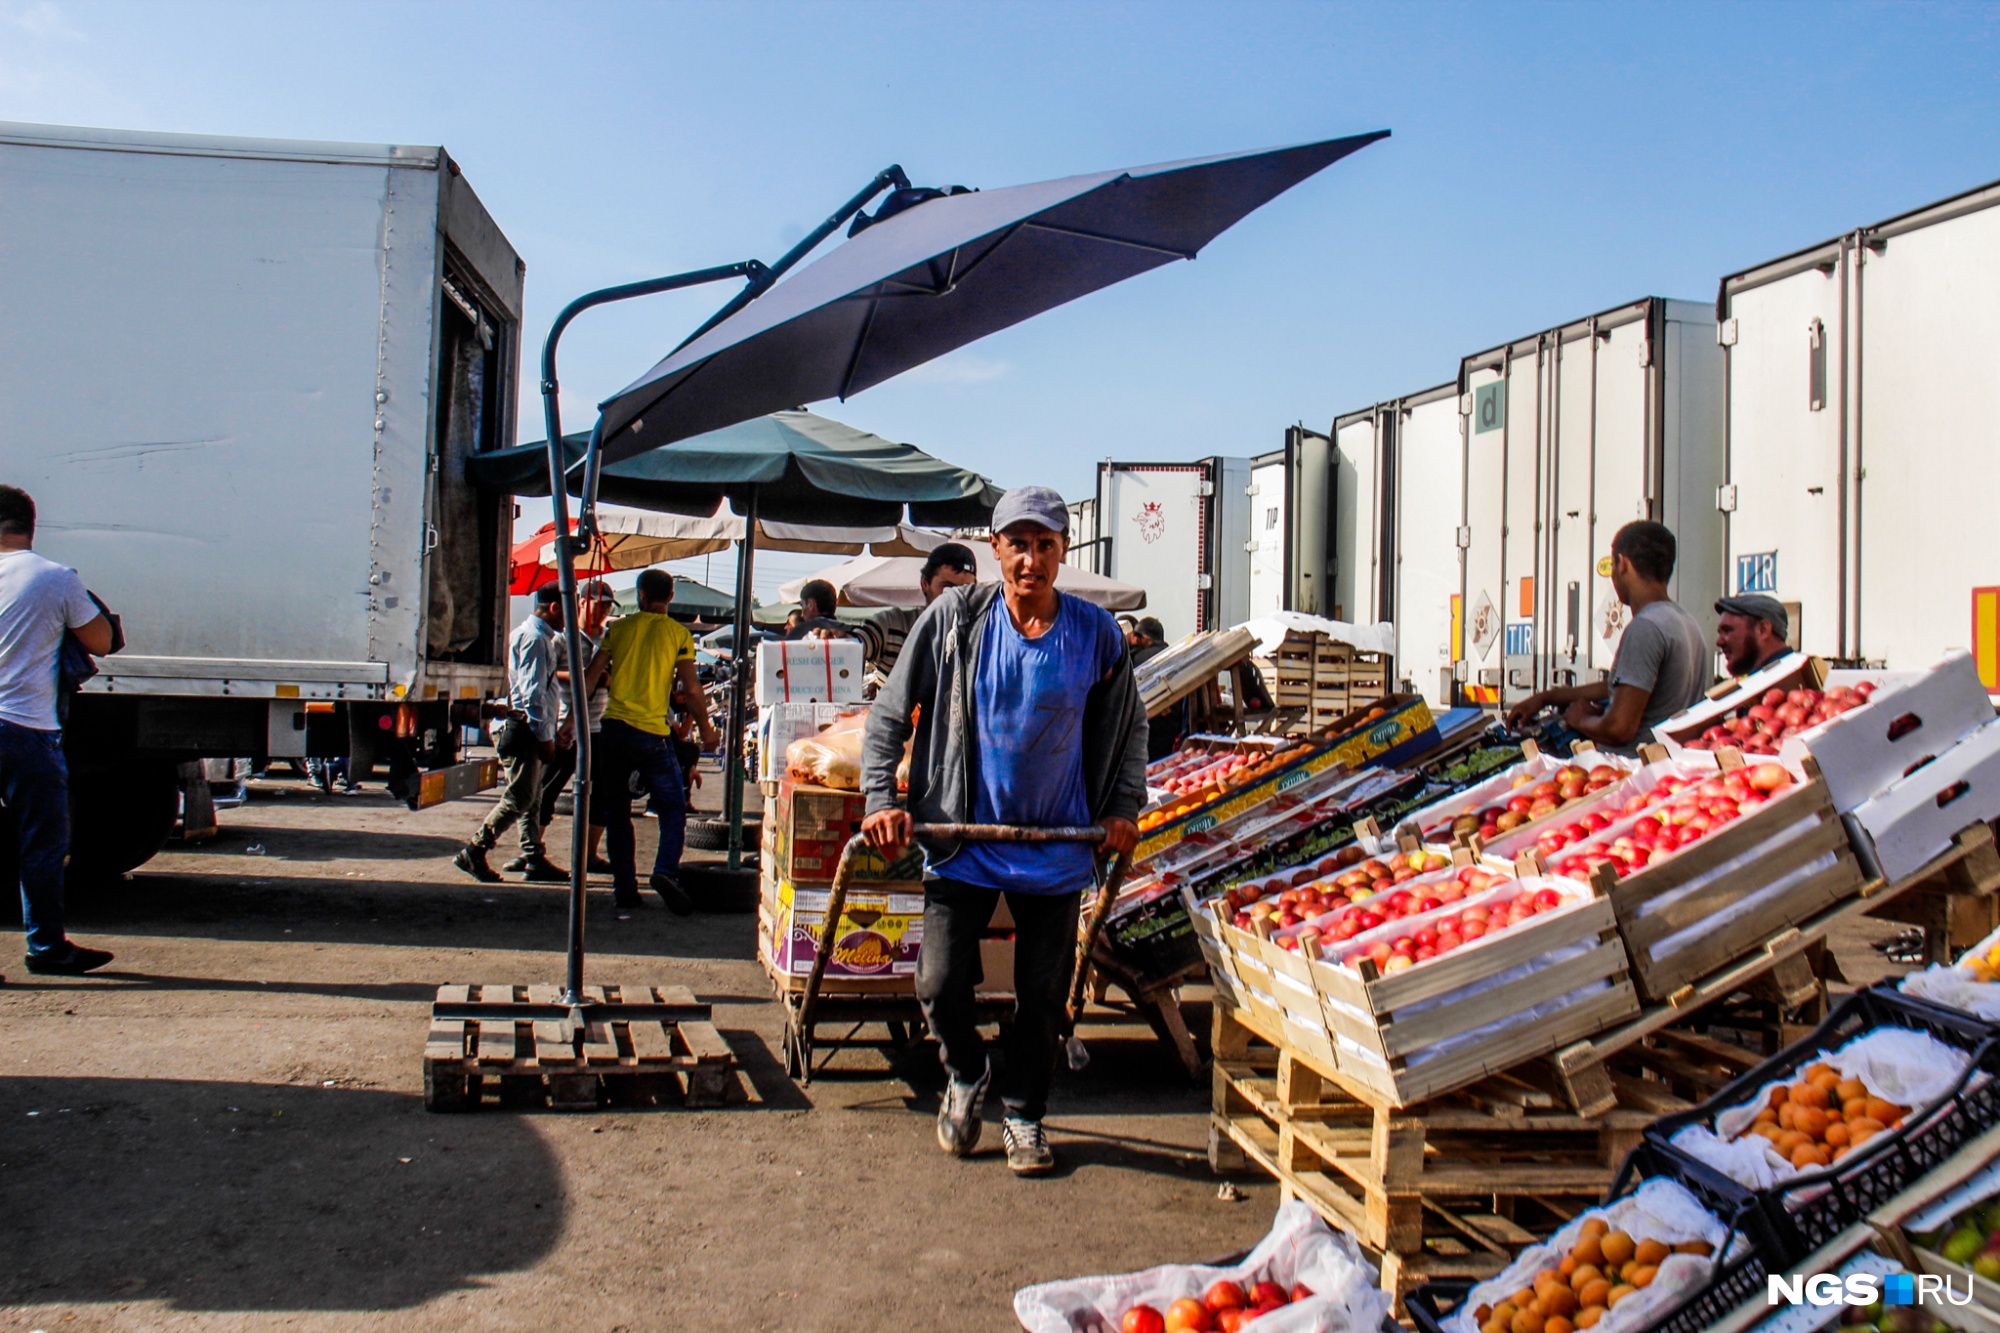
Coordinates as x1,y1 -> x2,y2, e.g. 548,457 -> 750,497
1013,1201 -> 1391,1333
785,713 -> 867,789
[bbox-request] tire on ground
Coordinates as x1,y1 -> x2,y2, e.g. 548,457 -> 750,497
66,759 -> 181,882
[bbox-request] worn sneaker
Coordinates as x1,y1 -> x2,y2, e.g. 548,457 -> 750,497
453,844 -> 501,883
501,855 -> 530,872
1002,1118 -> 1055,1176
24,945 -> 115,976
519,857 -> 568,883
588,856 -> 615,876
650,873 -> 694,917
936,1063 -> 990,1157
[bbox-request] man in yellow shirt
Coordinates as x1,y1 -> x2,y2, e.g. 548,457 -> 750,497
585,570 -> 719,913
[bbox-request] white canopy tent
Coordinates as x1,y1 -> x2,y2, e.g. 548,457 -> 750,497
777,547 -> 1147,612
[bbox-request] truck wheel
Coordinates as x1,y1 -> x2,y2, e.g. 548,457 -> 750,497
67,761 -> 180,881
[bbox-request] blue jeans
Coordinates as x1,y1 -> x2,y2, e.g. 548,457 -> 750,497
590,719 -> 686,897
0,718 -> 71,956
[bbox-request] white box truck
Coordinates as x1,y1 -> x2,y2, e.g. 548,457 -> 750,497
1717,175 -> 2000,682
1458,297 -> 1725,712
1335,383 -> 1463,708
1094,457 -> 1251,640
0,122 -> 520,875
1244,426 -> 1334,622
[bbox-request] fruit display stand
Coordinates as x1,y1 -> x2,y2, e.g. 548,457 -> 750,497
1137,735 -> 1350,863
1402,741 -> 1640,849
1868,1121 -> 2000,1331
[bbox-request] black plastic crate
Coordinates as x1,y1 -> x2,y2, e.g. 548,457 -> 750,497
1103,887 -> 1202,982
1643,985 -> 2000,1265
1408,1144 -> 1775,1333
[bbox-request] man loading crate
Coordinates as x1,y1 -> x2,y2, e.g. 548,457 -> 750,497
1506,520 -> 1712,752
859,485 -> 1148,1177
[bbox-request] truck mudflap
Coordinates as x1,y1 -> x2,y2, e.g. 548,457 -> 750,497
412,758 -> 500,811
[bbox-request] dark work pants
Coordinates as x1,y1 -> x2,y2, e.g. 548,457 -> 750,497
472,720 -> 544,858
916,878 -> 1083,1124
533,738 -> 579,835
0,718 -> 70,956
590,718 -> 686,898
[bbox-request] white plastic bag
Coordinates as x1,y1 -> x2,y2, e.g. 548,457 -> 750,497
1669,1026 -> 1970,1190
1013,1202 -> 1392,1333
1900,966 -> 2000,1021
1442,1179 -> 1734,1333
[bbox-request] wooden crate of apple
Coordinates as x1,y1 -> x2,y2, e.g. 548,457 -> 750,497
1415,757 -> 1634,846
1118,1277 -> 1320,1333
1215,846 -> 1459,939
1528,754 -> 1862,1003
1280,866 -> 1636,1107
1141,741 -> 1303,832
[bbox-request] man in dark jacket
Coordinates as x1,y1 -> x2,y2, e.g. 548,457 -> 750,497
862,486 -> 1147,1176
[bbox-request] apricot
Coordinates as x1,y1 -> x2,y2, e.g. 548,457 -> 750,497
1752,1123 -> 1784,1142
1511,1289 -> 1538,1310
1823,1121 -> 1850,1148
1607,1285 -> 1637,1307
1511,1309 -> 1545,1333
1541,1288 -> 1578,1319
1865,1098 -> 1904,1124
1546,1320 -> 1574,1333
1572,1236 -> 1604,1268
1579,1218 -> 1610,1241
1570,1265 -> 1603,1292
1493,1303 -> 1520,1328
1775,1130 -> 1811,1155
1842,1097 -> 1870,1121
1778,1102 -> 1798,1130
1810,1069 -> 1842,1094
1753,1108 -> 1779,1128
1599,1231 -> 1635,1267
1576,1280 -> 1610,1309
1675,1241 -> 1715,1257
1793,1107 -> 1829,1139
1832,1145 -> 1851,1162
1789,1083 -> 1830,1110
1536,1269 -> 1564,1289
1634,1239 -> 1669,1267
1835,1078 -> 1868,1103
1804,1062 -> 1834,1081
1575,1308 -> 1604,1329
1848,1117 -> 1885,1142
1628,1265 -> 1659,1290
1791,1143 -> 1829,1169
1482,1322 -> 1508,1333
1767,1086 -> 1789,1110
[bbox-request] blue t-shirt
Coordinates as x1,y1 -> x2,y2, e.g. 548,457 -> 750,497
938,593 -> 1124,895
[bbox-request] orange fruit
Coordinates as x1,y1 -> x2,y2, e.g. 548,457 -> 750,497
1576,1280 -> 1610,1309
1791,1142 -> 1829,1169
1823,1121 -> 1850,1148
1511,1310 -> 1545,1333
1569,1265 -> 1603,1292
1599,1231 -> 1635,1267
1546,1320 -> 1574,1333
1790,1083 -> 1830,1110
1572,1236 -> 1604,1268
1575,1308 -> 1605,1329
1628,1266 -> 1659,1290
1793,1107 -> 1829,1139
1835,1078 -> 1868,1103
1541,1288 -> 1578,1319
1865,1098 -> 1903,1124
1579,1218 -> 1610,1241
1634,1240 -> 1669,1267
1607,1286 -> 1637,1308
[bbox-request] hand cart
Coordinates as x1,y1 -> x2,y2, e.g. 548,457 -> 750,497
776,822 -> 1132,1085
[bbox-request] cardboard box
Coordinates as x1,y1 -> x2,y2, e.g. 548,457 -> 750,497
1103,883 -> 1201,982
759,701 -> 868,784
1318,693 -> 1439,772
1662,651 -> 1995,813
1849,717 -> 2000,883
755,639 -> 863,707
766,895 -> 923,979
768,780 -> 926,882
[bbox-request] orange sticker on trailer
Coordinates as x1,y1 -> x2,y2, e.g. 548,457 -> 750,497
1519,576 -> 1535,618
1975,587 -> 2000,691
1450,593 -> 1463,663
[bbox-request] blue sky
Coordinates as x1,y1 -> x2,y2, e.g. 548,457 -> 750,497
6,0 -> 1998,596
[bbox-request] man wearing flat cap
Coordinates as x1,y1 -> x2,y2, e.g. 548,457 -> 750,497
1714,594 -> 1795,679
861,485 -> 1147,1177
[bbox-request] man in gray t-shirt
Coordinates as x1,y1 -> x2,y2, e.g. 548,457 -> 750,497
1506,520 -> 1712,751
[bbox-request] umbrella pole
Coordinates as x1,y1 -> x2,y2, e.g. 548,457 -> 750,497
724,488 -> 759,871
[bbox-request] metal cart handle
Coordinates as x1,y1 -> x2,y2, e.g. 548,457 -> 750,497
796,823 -> 1133,1055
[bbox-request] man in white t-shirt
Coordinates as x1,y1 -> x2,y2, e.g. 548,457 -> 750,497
0,487 -> 117,975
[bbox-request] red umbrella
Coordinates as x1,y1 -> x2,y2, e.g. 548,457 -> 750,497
508,521 -> 617,595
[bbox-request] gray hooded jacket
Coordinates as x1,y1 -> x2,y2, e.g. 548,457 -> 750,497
860,582 -> 1151,868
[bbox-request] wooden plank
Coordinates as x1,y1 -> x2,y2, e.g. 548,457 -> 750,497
626,1014 -> 678,1063
1350,897 -> 1619,1015
435,984 -> 472,1005
1608,1071 -> 1693,1115
1608,780 -> 1837,907
1378,936 -> 1627,1058
476,982 -> 519,1005
474,1018 -> 517,1065
1631,854 -> 1863,999
1621,817 -> 1847,949
423,1022 -> 467,1063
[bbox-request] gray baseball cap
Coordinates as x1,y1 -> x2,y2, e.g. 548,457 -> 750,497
989,485 -> 1069,536
1715,594 -> 1788,640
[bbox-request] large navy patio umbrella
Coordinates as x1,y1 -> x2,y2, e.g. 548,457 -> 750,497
529,130 -> 1387,1009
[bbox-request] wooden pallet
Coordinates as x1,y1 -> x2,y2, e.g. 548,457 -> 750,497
423,982 -> 739,1112
1209,998 -> 1687,1298
1545,821 -> 2000,1112
1255,633 -> 1390,732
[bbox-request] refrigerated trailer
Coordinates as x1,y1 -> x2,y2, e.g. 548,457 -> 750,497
1458,297 -> 1725,711
1331,384 -> 1464,708
1095,458 -> 1251,640
1244,426 -> 1334,622
1717,176 -> 2000,683
0,122 -> 520,876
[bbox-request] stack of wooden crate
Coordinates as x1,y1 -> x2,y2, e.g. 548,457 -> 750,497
1253,630 -> 1390,733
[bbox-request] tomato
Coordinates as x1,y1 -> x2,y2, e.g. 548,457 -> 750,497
1123,1306 -> 1167,1333
1203,1280 -> 1247,1312
1248,1282 -> 1288,1307
1166,1296 -> 1214,1332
